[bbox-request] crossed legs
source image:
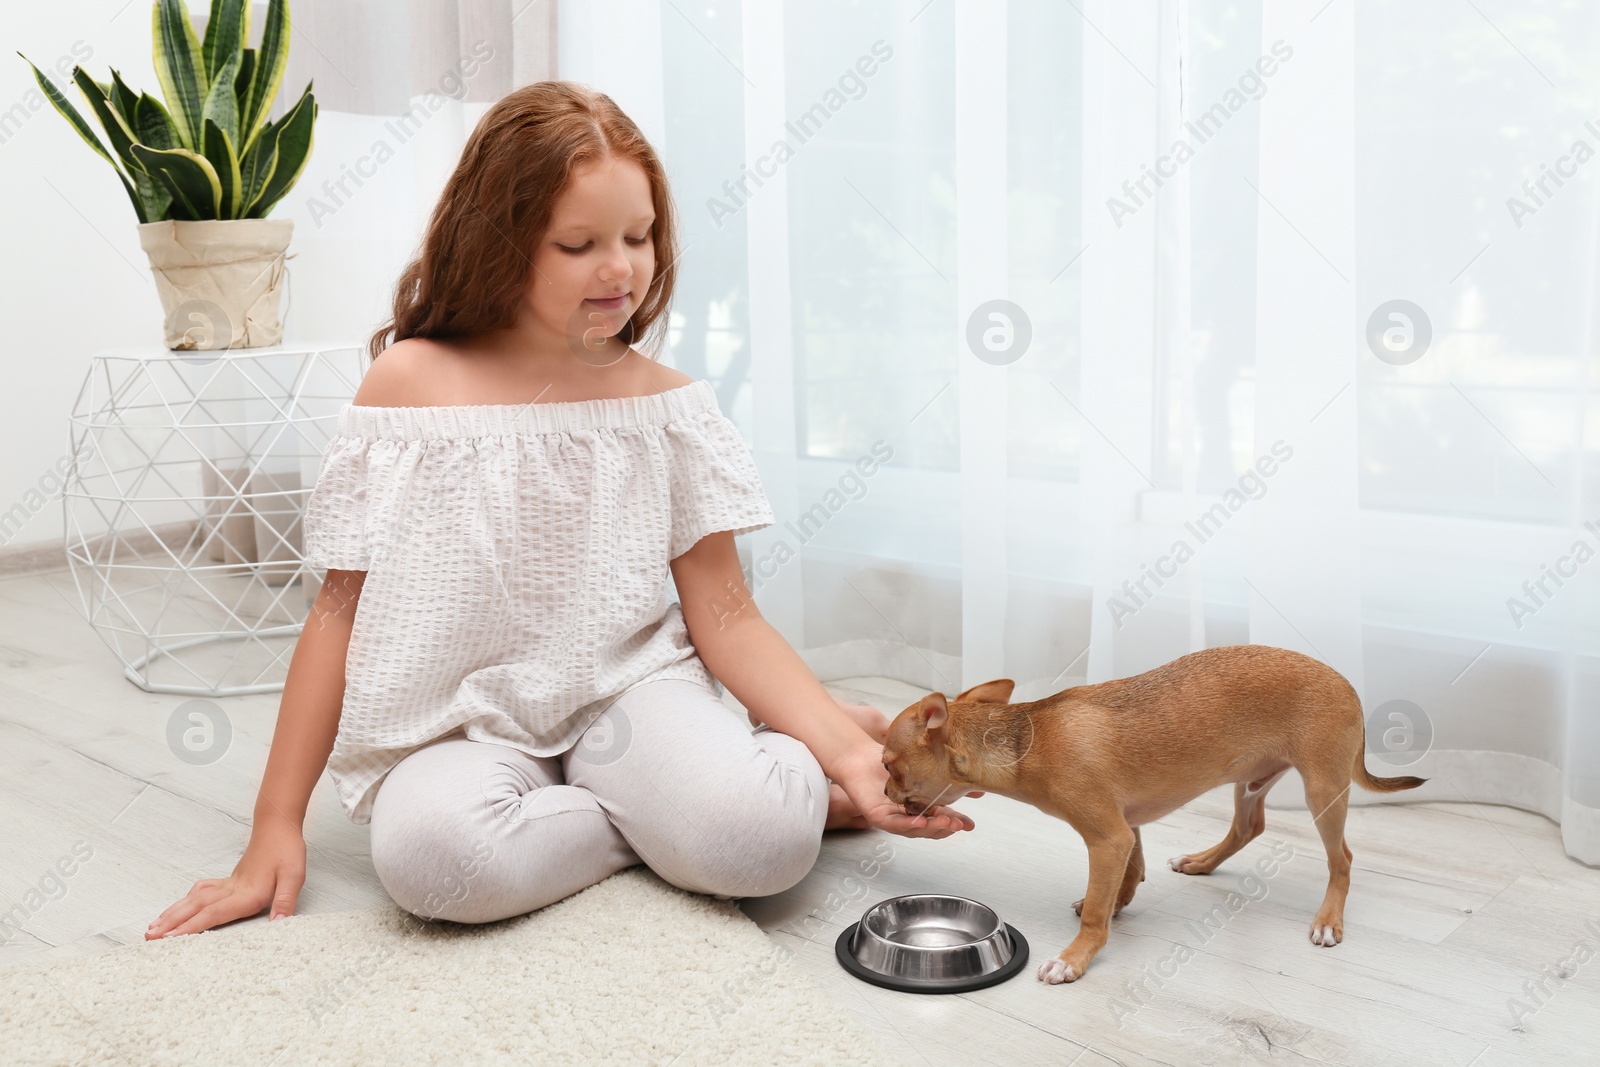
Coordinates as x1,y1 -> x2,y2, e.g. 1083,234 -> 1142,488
368,678 -> 829,923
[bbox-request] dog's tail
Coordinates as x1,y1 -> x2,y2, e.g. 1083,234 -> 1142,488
1351,748 -> 1427,793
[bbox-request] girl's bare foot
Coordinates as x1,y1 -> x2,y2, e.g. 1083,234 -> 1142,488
825,782 -> 870,831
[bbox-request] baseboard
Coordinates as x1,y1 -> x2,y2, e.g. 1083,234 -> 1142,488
0,537 -> 69,577
0,521 -> 201,579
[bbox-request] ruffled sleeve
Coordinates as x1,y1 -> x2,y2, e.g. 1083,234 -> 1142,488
302,430 -> 375,571
664,405 -> 775,559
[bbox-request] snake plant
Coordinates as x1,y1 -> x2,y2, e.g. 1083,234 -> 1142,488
16,0 -> 317,222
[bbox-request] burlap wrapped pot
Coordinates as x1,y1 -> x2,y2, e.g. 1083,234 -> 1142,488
137,218 -> 294,350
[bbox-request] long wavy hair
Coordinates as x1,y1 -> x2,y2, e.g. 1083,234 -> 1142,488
367,81 -> 679,363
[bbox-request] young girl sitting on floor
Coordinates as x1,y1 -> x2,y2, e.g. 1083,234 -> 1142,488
147,80 -> 976,938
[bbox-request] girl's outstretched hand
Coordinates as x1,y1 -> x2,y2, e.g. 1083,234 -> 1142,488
830,738 -> 979,840
145,817 -> 306,939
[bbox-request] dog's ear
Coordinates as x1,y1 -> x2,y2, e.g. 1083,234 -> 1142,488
916,692 -> 948,733
954,679 -> 1015,704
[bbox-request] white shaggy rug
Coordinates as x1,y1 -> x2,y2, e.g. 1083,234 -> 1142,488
3,867 -> 902,1066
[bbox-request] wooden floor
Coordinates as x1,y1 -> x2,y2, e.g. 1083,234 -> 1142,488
2,565 -> 1597,1066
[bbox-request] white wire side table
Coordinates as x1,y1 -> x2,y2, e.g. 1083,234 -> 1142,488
63,341 -> 364,695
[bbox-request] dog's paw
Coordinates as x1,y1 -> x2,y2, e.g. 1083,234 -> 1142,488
1036,957 -> 1079,984
1309,921 -> 1343,947
1167,854 -> 1214,875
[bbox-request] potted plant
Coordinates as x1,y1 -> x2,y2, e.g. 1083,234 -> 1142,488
18,0 -> 318,350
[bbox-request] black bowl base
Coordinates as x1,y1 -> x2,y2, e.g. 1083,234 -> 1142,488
833,921 -> 1030,994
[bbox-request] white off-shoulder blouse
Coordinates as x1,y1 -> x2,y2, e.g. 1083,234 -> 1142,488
301,379 -> 774,825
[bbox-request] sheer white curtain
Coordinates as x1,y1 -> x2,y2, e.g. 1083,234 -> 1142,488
268,0 -> 555,342
290,0 -> 1599,864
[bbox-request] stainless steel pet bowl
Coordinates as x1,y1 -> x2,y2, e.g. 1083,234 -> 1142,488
835,893 -> 1029,993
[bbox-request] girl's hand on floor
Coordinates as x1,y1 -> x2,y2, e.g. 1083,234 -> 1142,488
830,740 -> 977,840
144,818 -> 307,939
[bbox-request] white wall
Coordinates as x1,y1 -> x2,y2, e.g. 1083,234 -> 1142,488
3,7 -> 151,552
0,3 -> 453,554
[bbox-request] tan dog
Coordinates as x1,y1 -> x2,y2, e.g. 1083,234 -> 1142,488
881,644 -> 1426,984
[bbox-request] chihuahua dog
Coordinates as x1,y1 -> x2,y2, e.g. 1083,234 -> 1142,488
881,644 -> 1426,984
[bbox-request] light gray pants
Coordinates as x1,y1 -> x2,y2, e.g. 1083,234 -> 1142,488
367,678 -> 829,924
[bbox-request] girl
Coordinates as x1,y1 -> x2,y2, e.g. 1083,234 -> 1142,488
147,81 -> 976,938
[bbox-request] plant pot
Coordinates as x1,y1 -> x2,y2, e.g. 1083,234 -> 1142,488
137,218 -> 295,351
